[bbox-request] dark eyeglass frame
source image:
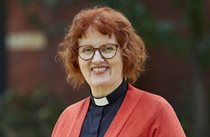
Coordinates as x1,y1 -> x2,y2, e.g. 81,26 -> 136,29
78,43 -> 119,61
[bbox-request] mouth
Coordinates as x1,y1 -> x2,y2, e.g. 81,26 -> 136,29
91,66 -> 109,74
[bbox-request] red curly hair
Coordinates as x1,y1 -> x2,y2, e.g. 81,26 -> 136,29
58,6 -> 147,88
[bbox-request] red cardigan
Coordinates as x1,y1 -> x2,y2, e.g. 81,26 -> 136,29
52,84 -> 186,137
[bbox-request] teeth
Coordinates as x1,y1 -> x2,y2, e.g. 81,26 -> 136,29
92,67 -> 106,73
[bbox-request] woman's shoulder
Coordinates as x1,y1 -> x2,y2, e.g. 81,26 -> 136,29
125,84 -> 186,137
142,90 -> 172,108
64,97 -> 90,113
128,84 -> 181,124
58,97 -> 90,120
128,84 -> 173,111
52,97 -> 90,136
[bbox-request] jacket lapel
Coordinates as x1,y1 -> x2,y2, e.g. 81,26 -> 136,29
69,97 -> 90,137
104,84 -> 143,137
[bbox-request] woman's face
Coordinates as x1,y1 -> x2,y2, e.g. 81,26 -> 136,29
78,27 -> 123,90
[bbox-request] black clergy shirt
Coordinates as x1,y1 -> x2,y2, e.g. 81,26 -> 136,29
80,80 -> 128,137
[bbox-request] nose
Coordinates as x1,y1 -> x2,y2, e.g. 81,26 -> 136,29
92,50 -> 104,63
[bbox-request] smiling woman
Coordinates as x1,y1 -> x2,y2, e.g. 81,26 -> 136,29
78,27 -> 123,98
57,6 -> 146,89
52,6 -> 186,137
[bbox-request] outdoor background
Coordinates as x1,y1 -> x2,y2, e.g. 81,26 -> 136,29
0,0 -> 210,137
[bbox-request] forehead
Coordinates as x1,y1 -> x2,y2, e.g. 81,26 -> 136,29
78,27 -> 117,46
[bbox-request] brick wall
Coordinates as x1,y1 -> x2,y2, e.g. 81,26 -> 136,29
6,0 -> 91,103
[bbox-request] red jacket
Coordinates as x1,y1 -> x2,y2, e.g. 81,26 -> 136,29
52,84 -> 186,137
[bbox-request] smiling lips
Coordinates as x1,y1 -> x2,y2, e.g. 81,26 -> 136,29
91,66 -> 109,74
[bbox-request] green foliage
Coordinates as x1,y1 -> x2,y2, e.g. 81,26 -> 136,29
20,0 -> 76,9
0,88 -> 66,137
92,0 -> 210,65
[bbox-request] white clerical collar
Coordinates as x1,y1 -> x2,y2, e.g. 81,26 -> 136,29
93,97 -> 109,106
90,80 -> 128,107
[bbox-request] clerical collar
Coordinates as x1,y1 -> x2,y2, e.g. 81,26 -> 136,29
90,80 -> 128,107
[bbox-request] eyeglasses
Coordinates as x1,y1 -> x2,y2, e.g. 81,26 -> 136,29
78,43 -> 118,61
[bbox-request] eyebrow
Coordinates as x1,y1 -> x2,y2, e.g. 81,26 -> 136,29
79,43 -> 118,47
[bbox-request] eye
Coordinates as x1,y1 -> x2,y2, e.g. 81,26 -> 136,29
101,44 -> 116,53
80,46 -> 94,54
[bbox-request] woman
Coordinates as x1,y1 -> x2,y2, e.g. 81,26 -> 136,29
52,6 -> 186,137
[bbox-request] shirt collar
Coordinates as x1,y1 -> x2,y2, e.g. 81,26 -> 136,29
90,80 -> 128,107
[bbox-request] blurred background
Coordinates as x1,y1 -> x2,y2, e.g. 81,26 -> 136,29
0,0 -> 210,137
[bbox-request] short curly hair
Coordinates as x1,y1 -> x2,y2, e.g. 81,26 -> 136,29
58,6 -> 147,88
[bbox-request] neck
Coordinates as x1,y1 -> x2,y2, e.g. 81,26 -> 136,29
90,79 -> 123,98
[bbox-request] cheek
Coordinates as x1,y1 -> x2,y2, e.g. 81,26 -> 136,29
117,62 -> 123,73
78,59 -> 85,72
112,58 -> 123,74
78,59 -> 90,74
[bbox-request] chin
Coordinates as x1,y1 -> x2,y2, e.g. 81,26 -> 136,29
90,78 -> 110,87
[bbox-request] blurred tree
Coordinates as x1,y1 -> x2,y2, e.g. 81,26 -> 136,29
0,88 -> 66,137
186,0 -> 209,136
0,0 -> 6,94
19,0 -> 82,39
